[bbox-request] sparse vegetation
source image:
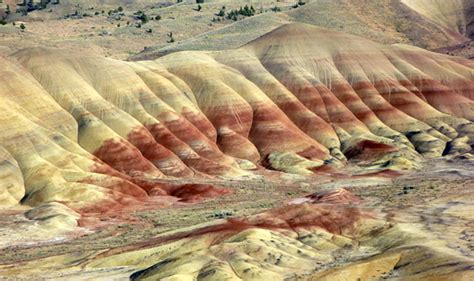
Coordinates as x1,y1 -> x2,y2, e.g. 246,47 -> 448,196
271,6 -> 281,12
292,1 -> 306,9
226,5 -> 255,21
134,10 -> 149,24
19,23 -> 25,31
216,6 -> 225,17
208,210 -> 233,219
167,31 -> 175,43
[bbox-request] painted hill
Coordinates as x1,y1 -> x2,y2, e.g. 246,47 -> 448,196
0,21 -> 473,281
0,23 -> 472,212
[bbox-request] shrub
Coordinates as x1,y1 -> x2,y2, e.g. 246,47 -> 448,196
216,6 -> 225,17
167,31 -> 174,43
20,23 -> 25,30
135,11 -> 149,24
240,5 -> 254,17
226,10 -> 238,20
225,5 -> 255,21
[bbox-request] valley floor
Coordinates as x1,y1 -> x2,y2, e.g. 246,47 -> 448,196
0,157 -> 473,280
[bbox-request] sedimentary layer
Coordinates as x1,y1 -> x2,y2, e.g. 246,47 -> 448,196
0,23 -> 473,211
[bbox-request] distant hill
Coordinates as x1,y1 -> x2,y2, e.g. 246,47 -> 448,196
133,0 -> 473,60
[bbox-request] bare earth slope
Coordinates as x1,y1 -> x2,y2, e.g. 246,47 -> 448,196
136,0 -> 474,60
0,22 -> 473,279
401,0 -> 474,40
1,23 -> 473,209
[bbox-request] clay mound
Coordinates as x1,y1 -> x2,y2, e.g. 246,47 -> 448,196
1,188 -> 473,280
91,189 -> 468,281
306,188 -> 361,204
0,23 -> 472,211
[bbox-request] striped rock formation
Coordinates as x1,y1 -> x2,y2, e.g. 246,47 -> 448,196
0,23 -> 473,212
3,187 -> 473,280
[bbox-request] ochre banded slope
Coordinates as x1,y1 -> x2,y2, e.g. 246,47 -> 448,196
3,186 -> 472,280
0,23 -> 473,212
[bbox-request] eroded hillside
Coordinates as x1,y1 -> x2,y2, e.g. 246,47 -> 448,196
1,23 -> 473,209
0,22 -> 473,280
